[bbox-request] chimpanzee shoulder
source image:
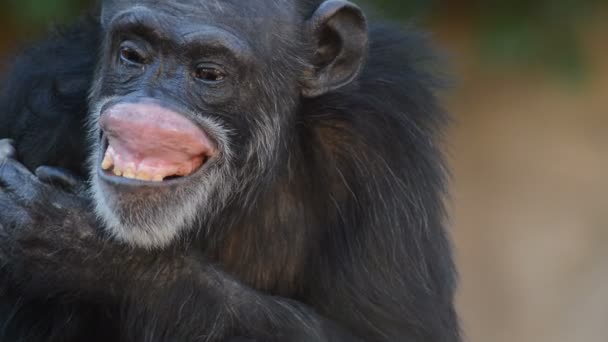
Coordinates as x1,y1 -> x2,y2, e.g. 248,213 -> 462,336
291,24 -> 458,341
0,16 -> 100,176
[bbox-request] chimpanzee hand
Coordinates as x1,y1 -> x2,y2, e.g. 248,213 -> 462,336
0,140 -> 154,297
0,141 -> 193,303
0,153 -> 98,292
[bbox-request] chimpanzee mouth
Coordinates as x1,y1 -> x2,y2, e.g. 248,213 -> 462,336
96,101 -> 218,184
98,136 -> 216,184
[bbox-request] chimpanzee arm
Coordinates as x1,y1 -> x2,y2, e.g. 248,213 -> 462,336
122,253 -> 358,342
0,150 -> 358,342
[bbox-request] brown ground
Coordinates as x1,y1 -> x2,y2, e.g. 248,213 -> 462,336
438,8 -> 608,342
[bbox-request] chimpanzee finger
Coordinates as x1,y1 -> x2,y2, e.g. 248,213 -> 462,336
0,193 -> 31,228
0,157 -> 42,200
0,139 -> 16,159
35,166 -> 83,192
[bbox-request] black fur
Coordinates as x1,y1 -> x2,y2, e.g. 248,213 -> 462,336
0,2 -> 460,341
0,17 -> 99,177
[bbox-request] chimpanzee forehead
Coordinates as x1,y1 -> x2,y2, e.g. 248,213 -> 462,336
105,0 -> 299,26
103,0 -> 302,45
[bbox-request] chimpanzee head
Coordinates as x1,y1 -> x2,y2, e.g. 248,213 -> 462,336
88,0 -> 368,248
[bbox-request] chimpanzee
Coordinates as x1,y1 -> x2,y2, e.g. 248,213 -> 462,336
0,0 -> 461,341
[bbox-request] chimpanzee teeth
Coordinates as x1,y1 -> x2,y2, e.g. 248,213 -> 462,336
112,166 -> 123,177
123,167 -> 136,179
108,164 -> 166,182
101,147 -> 168,182
101,153 -> 114,170
136,172 -> 153,181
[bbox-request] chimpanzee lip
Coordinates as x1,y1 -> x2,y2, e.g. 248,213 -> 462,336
97,134 -> 217,187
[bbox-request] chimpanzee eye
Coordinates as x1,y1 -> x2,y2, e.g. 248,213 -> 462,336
119,44 -> 147,66
194,65 -> 226,83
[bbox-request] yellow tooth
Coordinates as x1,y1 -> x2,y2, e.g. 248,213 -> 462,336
135,172 -> 152,181
152,174 -> 165,182
112,165 -> 124,177
101,153 -> 113,170
123,168 -> 136,179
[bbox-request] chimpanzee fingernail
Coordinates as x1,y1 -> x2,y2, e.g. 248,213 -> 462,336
0,139 -> 16,159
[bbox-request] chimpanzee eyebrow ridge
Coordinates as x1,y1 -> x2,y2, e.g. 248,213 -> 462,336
181,27 -> 254,63
108,8 -> 177,46
108,9 -> 253,63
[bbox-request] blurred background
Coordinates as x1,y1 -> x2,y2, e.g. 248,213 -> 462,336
1,1 -> 607,341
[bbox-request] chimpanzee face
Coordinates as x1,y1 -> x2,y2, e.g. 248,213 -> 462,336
88,0 -> 367,248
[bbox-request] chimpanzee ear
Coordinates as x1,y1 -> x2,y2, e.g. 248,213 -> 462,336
301,0 -> 368,98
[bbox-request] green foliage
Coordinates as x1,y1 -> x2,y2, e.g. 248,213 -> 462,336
6,0 -> 85,24
473,0 -> 599,80
360,0 -> 434,20
3,0 -> 604,78
360,0 -> 602,80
